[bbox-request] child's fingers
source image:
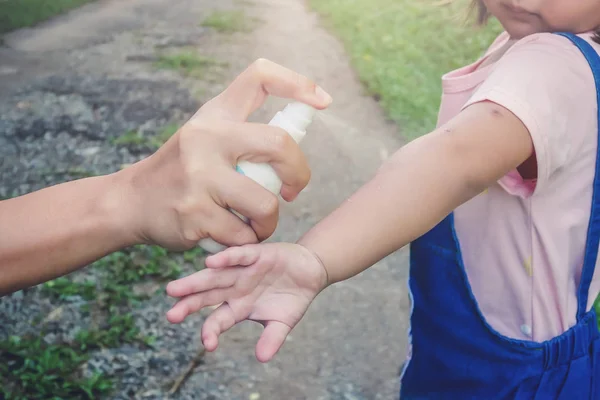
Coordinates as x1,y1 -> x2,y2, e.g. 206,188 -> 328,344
205,245 -> 261,269
166,288 -> 233,324
255,321 -> 291,363
166,268 -> 237,298
201,302 -> 238,352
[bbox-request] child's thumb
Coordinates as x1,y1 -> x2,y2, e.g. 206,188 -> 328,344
255,321 -> 291,363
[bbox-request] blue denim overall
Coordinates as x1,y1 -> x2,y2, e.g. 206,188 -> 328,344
401,33 -> 600,400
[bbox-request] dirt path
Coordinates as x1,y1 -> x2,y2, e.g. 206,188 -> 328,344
0,0 -> 409,398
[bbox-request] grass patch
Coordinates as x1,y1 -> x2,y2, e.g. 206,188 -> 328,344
1,245 -> 204,398
594,294 -> 600,331
201,10 -> 253,33
151,123 -> 180,147
310,0 -> 502,139
154,52 -> 221,78
43,277 -> 96,301
112,123 -> 181,150
74,314 -> 155,352
183,247 -> 206,263
0,336 -> 112,400
110,130 -> 147,147
0,0 -> 94,34
38,167 -> 97,182
95,245 -> 183,286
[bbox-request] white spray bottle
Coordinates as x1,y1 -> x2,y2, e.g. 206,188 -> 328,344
198,102 -> 317,254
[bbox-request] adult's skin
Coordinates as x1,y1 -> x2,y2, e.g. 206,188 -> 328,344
0,59 -> 332,296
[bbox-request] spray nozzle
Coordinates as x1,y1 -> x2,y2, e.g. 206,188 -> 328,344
280,102 -> 317,132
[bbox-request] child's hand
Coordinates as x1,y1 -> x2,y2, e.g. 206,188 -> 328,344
165,243 -> 328,362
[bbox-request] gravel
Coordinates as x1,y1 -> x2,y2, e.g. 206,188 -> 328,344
0,0 -> 408,398
0,35 -> 211,400
0,74 -> 198,198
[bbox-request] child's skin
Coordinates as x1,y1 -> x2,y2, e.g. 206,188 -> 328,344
166,0 -> 600,363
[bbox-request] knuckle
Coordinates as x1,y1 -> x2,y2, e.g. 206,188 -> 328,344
291,152 -> 311,186
257,193 -> 279,219
178,123 -> 224,163
295,73 -> 316,96
199,121 -> 227,144
178,216 -> 204,243
251,58 -> 273,78
175,193 -> 210,219
176,124 -> 194,149
186,117 -> 230,142
280,152 -> 310,191
231,224 -> 254,245
181,118 -> 210,137
181,228 -> 202,243
174,198 -> 213,242
298,165 -> 311,188
267,128 -> 292,155
173,197 -> 195,220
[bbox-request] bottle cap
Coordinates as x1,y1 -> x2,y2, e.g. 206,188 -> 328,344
281,102 -> 316,133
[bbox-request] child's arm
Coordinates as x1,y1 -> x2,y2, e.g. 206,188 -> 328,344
167,100 -> 533,361
300,100 -> 533,284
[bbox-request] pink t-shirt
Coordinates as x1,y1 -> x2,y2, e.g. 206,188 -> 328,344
439,32 -> 600,341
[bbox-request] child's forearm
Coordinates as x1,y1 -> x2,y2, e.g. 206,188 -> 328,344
298,103 -> 533,285
0,172 -> 138,296
298,132 -> 476,284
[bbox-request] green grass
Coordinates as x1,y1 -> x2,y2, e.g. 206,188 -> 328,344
151,123 -> 180,147
74,314 -> 155,352
594,295 -> 600,331
95,245 -> 183,286
112,123 -> 181,149
38,167 -> 97,182
201,10 -> 253,34
154,52 -> 221,78
2,245 -> 204,398
110,130 -> 147,147
0,0 -> 94,34
310,0 -> 502,139
183,247 -> 206,263
0,336 -> 112,400
43,277 -> 96,301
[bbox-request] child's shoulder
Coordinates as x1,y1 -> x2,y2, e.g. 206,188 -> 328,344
500,31 -> 600,64
480,31 -> 600,95
468,31 -> 600,192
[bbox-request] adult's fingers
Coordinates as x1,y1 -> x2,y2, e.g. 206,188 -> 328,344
216,171 -> 280,241
204,59 -> 332,122
201,302 -> 238,352
219,122 -> 311,201
200,203 -> 259,248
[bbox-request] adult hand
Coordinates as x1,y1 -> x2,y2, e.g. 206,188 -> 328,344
0,58 -> 331,295
126,59 -> 332,250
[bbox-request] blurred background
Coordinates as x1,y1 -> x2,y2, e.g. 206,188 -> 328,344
0,0 -> 500,399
